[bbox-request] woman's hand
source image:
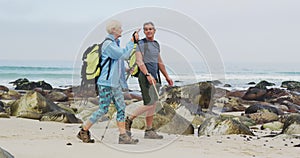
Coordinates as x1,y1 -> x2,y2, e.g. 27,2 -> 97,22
132,28 -> 141,43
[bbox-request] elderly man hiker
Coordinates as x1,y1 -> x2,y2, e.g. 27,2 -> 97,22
125,21 -> 173,139
77,20 -> 140,144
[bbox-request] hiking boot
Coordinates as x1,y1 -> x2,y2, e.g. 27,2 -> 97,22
119,133 -> 139,144
144,128 -> 163,139
125,117 -> 133,137
77,128 -> 95,143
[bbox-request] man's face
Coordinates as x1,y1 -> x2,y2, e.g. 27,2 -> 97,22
143,24 -> 155,39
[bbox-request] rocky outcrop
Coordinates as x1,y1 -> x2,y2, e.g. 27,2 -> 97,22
0,101 -> 9,118
198,116 -> 254,136
245,109 -> 279,124
0,89 -> 21,100
245,103 -> 283,115
46,91 -> 68,102
281,114 -> 300,134
8,91 -> 81,123
242,87 -> 267,101
281,81 -> 300,92
255,80 -> 275,89
126,102 -> 193,135
160,81 -> 215,111
9,78 -> 53,90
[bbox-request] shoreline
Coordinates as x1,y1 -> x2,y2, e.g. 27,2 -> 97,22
1,117 -> 300,158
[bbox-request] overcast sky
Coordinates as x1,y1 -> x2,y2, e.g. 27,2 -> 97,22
1,0 -> 299,66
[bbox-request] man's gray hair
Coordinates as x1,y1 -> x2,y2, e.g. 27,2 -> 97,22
143,21 -> 155,29
106,20 -> 121,34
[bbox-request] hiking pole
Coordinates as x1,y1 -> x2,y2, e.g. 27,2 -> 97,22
100,110 -> 116,142
150,77 -> 166,111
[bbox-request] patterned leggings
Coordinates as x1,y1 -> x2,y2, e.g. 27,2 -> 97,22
89,85 -> 126,124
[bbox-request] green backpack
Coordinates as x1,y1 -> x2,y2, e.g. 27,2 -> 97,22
80,38 -> 112,97
127,38 -> 149,78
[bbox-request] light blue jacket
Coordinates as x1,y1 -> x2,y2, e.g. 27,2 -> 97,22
97,34 -> 133,88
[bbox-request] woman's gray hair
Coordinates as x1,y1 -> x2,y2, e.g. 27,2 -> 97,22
106,20 -> 121,34
143,21 -> 155,29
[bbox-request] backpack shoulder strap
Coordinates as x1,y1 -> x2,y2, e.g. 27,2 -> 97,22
141,38 -> 148,55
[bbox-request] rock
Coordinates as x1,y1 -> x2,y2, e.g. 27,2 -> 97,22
0,101 -> 5,113
127,102 -> 194,135
0,147 -> 14,158
226,90 -> 247,98
261,121 -> 283,131
281,81 -> 300,92
219,97 -> 247,112
46,91 -> 68,102
220,115 -> 256,127
248,82 -> 256,85
245,103 -> 283,115
223,84 -> 232,87
198,116 -> 254,136
242,87 -> 267,101
264,88 -> 290,100
40,111 -> 82,123
208,80 -> 222,86
9,78 -> 53,90
8,91 -> 81,123
0,85 -> 9,92
281,100 -> 300,113
282,114 -> 300,134
246,110 -> 279,124
255,80 -> 275,89
0,90 -> 21,100
160,81 -> 215,110
0,101 -> 9,118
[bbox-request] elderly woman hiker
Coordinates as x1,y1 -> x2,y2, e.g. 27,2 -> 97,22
77,20 -> 139,144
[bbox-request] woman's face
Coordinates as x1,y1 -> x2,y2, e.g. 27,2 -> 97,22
113,25 -> 122,38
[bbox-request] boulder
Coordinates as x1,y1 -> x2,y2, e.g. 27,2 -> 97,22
218,97 -> 247,112
247,82 -> 256,85
242,87 -> 267,101
160,81 -> 215,110
0,85 -> 9,92
264,88 -> 290,100
226,90 -> 246,98
198,116 -> 254,136
255,80 -> 275,89
46,91 -> 68,102
281,81 -> 300,92
0,101 -> 9,118
40,111 -> 82,123
245,109 -> 279,124
0,147 -> 14,158
281,114 -> 300,134
9,78 -> 52,90
0,90 -> 21,100
245,103 -> 283,115
127,102 -> 193,135
261,121 -> 283,131
8,91 -> 81,123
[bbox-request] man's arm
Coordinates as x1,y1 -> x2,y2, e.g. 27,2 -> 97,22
136,51 -> 156,85
158,54 -> 173,86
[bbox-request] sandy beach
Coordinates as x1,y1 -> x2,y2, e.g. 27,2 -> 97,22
0,116 -> 299,158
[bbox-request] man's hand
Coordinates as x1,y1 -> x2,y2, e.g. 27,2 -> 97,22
147,75 -> 156,85
166,77 -> 173,86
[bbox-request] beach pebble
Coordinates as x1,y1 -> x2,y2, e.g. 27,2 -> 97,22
66,142 -> 72,146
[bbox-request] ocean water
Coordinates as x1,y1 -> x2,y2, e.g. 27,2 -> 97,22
0,60 -> 299,91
